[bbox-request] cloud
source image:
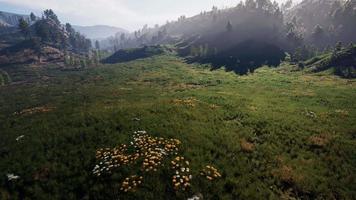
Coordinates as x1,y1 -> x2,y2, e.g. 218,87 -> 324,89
0,0 -> 142,30
0,0 -> 238,30
0,0 -> 296,31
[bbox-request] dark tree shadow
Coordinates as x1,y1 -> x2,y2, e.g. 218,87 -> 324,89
184,40 -> 285,75
102,45 -> 165,64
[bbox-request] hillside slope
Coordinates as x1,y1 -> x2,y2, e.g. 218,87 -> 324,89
0,10 -> 92,66
304,44 -> 356,78
102,45 -> 172,64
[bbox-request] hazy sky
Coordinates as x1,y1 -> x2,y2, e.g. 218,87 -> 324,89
0,0 -> 298,31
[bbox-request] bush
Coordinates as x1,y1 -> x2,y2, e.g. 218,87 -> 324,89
298,62 -> 305,69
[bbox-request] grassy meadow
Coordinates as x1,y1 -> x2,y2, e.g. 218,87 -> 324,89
0,55 -> 355,199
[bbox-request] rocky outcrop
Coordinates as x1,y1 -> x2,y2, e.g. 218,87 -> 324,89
0,11 -> 31,27
0,44 -> 64,65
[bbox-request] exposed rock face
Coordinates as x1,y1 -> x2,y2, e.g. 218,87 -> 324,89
42,46 -> 64,62
0,45 -> 64,65
0,11 -> 31,27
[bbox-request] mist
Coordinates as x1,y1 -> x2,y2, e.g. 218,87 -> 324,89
0,0 -> 300,30
0,0 -> 355,199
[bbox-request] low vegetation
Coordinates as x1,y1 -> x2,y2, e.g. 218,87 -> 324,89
102,45 -> 172,64
0,0 -> 355,199
183,40 -> 285,75
304,44 -> 356,78
0,54 -> 355,199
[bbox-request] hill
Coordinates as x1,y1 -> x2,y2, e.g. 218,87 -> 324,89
182,40 -> 286,75
0,39 -> 64,65
0,9 -> 93,66
100,0 -> 355,73
285,0 -> 356,48
0,11 -> 35,37
102,45 -> 171,64
304,44 -> 356,78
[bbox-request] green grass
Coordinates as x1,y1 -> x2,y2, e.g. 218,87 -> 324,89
0,55 -> 355,199
303,45 -> 356,78
0,69 -> 11,86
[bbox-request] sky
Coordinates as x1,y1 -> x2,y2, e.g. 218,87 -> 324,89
0,0 -> 297,31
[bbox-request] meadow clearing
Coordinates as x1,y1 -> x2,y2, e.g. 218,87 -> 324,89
0,55 -> 355,199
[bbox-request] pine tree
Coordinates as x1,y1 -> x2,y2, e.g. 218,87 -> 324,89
95,40 -> 100,50
64,54 -> 70,66
312,25 -> 325,47
18,18 -> 29,39
96,50 -> 101,64
190,46 -> 198,57
226,21 -> 233,32
80,59 -> 87,68
30,12 -> 36,22
335,41 -> 343,51
69,54 -> 75,66
43,9 -> 60,25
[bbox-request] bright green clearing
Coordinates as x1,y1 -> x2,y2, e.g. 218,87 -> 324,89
0,55 -> 355,199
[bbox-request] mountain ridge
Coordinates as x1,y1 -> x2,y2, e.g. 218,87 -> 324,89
0,10 -> 128,40
0,11 -> 31,27
73,25 -> 128,39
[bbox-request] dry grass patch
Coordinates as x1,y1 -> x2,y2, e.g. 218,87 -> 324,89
14,106 -> 55,116
273,165 -> 304,186
308,134 -> 332,148
293,89 -> 316,97
240,138 -> 255,153
209,104 -> 219,109
247,105 -> 258,112
33,167 -> 50,182
335,109 -> 349,117
172,97 -> 197,107
170,83 -> 204,90
0,188 -> 10,200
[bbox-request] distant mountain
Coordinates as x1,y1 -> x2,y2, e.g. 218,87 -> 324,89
72,25 -> 128,39
0,11 -> 31,27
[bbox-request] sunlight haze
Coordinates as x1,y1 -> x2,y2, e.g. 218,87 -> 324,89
0,0 -> 355,199
0,0 -> 299,30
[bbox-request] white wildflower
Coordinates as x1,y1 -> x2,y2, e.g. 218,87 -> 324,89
7,174 -> 20,181
16,135 -> 25,141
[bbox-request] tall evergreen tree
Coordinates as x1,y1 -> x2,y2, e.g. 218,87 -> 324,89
312,24 -> 325,47
30,12 -> 36,22
43,9 -> 60,25
18,18 -> 29,38
226,21 -> 233,32
95,40 -> 100,50
335,41 -> 343,51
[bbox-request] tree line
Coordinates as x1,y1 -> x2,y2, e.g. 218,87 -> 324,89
18,9 -> 91,54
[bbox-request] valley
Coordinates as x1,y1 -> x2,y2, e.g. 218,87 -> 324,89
0,0 -> 356,199
0,54 -> 355,199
